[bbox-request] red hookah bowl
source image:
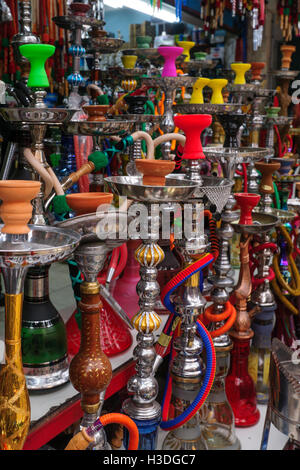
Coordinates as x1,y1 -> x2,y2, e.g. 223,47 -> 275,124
173,114 -> 212,160
234,193 -> 261,225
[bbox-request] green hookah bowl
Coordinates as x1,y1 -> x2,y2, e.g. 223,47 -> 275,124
19,43 -> 55,88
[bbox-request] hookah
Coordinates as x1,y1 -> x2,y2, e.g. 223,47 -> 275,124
272,44 -> 298,118
0,180 -> 80,450
156,114 -> 238,451
0,43 -> 81,390
106,153 -> 200,449
246,161 -> 281,404
260,338 -> 300,450
225,192 -> 278,427
56,192 -> 134,450
0,0 -> 40,182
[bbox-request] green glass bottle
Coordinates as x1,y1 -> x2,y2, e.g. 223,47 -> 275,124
21,265 -> 69,389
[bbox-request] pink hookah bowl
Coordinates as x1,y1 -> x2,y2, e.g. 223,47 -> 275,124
235,193 -> 261,225
158,46 -> 184,77
174,114 -> 212,159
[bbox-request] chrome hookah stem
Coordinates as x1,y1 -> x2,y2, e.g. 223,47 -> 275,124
160,85 -> 175,160
122,207 -> 163,431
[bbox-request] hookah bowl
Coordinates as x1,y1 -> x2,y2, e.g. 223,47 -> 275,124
176,41 -> 195,62
0,180 -> 80,450
105,172 -> 198,449
19,44 -> 55,88
121,55 -> 138,70
208,79 -> 228,104
158,46 -> 183,77
225,194 -> 278,427
190,78 -> 211,104
280,45 -> 296,70
83,105 -> 111,122
57,205 -> 133,449
260,338 -> 300,450
141,75 -> 196,160
231,63 -> 251,85
250,62 -> 265,83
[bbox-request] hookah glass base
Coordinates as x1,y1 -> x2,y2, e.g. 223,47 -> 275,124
225,339 -> 260,427
21,266 -> 69,390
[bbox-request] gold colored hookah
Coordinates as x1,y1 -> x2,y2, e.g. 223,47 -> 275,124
0,181 -> 80,450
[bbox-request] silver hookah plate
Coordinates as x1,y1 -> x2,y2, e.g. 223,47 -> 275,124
265,116 -> 294,126
255,207 -> 296,223
105,175 -> 198,203
230,212 -> 279,235
174,103 -> 242,114
254,88 -> 277,98
113,114 -> 161,124
0,226 -> 80,268
117,68 -> 149,77
0,107 -> 78,125
186,59 -> 215,71
287,198 -> 300,214
129,48 -> 162,60
272,70 -> 300,79
204,146 -> 274,161
52,15 -> 104,30
56,211 -> 131,246
64,120 -> 136,136
86,37 -> 125,54
227,83 -> 258,94
142,76 -> 196,90
167,173 -> 234,214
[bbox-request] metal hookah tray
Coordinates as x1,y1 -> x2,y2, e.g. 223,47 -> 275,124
174,103 -> 242,114
0,107 -> 78,125
56,211 -> 131,246
64,120 -> 136,136
0,226 -> 80,267
105,175 -> 198,203
142,76 -> 196,90
231,212 -> 279,235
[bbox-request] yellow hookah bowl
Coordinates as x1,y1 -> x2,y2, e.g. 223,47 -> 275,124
231,62 -> 251,84
177,40 -> 195,62
121,55 -> 138,69
190,77 -> 210,104
209,78 -> 228,104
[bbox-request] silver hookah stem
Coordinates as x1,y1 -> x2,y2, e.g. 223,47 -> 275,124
122,208 -> 163,423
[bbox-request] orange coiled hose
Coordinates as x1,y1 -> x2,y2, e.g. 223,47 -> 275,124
199,301 -> 237,338
65,413 -> 139,450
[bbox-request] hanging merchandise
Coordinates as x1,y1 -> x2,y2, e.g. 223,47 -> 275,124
277,0 -> 300,41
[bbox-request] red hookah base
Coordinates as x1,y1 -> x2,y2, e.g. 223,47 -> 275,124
225,338 -> 260,427
66,299 -> 133,360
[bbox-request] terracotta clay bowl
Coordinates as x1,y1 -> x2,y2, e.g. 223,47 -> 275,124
0,180 -> 41,234
83,105 -> 111,121
66,192 -> 113,216
135,159 -> 175,186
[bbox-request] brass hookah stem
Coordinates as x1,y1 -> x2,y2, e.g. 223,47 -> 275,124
69,281 -> 112,415
0,291 -> 30,450
231,233 -> 256,340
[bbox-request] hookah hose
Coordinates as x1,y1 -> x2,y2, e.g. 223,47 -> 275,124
271,224 -> 300,315
65,413 -> 139,450
159,253 -> 216,431
204,210 -> 219,261
292,216 -> 300,258
235,163 -> 248,192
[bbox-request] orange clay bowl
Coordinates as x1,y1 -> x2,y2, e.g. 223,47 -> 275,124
66,192 -> 113,216
0,180 -> 41,234
83,105 -> 111,121
135,159 -> 176,186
